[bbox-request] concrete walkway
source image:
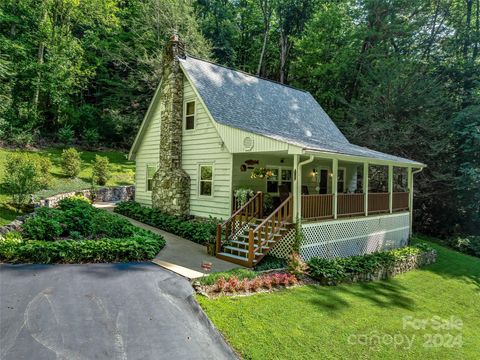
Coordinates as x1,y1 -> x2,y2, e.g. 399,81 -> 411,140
94,202 -> 240,279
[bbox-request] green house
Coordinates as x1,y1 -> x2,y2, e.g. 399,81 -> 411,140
129,36 -> 425,267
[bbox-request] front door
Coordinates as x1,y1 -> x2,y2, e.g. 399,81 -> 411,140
319,169 -> 328,194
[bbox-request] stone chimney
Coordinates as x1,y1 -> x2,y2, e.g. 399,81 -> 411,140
151,34 -> 190,217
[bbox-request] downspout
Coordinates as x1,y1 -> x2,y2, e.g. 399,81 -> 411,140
296,155 -> 315,221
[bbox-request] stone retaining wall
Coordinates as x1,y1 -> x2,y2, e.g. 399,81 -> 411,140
38,185 -> 135,208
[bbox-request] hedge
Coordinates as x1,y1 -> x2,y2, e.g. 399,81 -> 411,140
0,196 -> 166,264
307,243 -> 436,285
0,234 -> 165,264
114,201 -> 218,245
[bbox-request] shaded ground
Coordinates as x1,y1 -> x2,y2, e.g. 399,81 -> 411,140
0,263 -> 236,360
198,239 -> 480,359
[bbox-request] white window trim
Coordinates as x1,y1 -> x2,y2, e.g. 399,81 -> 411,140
198,163 -> 214,197
265,165 -> 293,195
183,99 -> 196,131
146,163 -> 158,192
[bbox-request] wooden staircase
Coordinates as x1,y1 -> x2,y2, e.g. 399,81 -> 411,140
216,193 -> 293,267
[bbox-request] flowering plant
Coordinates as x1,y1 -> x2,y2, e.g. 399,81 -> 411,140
250,167 -> 274,179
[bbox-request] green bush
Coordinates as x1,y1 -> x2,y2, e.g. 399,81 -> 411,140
254,255 -> 287,271
114,201 -> 219,245
61,148 -> 81,178
448,236 -> 480,258
2,152 -> 52,205
0,196 -> 166,263
21,208 -> 64,240
92,155 -> 110,185
83,128 -> 100,147
0,234 -> 165,264
58,125 -> 74,145
307,244 -> 433,284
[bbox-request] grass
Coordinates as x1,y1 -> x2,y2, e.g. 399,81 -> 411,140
197,236 -> 480,359
0,147 -> 135,225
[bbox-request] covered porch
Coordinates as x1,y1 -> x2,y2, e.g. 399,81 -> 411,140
231,152 -> 413,225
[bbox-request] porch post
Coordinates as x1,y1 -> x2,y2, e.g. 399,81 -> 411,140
388,165 -> 393,213
332,158 -> 338,219
363,162 -> 368,216
408,167 -> 413,237
293,154 -> 299,222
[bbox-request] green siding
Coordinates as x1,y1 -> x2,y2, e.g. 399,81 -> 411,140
182,79 -> 232,219
134,100 -> 162,206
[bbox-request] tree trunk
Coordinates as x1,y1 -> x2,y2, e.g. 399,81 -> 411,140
257,0 -> 272,76
279,32 -> 289,84
32,42 -> 45,112
463,0 -> 473,59
257,26 -> 269,76
473,0 -> 479,60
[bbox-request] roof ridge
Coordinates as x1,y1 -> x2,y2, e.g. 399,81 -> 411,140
183,54 -> 309,94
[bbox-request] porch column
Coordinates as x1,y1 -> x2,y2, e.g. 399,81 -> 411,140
363,162 -> 369,216
293,154 -> 299,222
408,167 -> 413,237
388,165 -> 393,213
332,158 -> 338,219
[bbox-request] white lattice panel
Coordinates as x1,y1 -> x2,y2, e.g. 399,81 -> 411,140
300,213 -> 410,261
269,228 -> 295,259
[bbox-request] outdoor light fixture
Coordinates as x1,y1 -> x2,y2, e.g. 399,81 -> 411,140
312,168 -> 318,177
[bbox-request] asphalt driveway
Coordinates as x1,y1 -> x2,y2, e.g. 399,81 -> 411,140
0,263 -> 236,360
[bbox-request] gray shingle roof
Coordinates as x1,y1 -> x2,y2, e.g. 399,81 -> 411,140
180,55 -> 424,166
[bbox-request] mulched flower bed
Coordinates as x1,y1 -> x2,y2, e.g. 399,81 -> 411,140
193,270 -> 316,298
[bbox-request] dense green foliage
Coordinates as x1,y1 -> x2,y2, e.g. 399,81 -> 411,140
114,200 -> 218,245
92,155 -> 110,185
254,254 -> 287,271
0,197 -> 165,263
197,239 -> 480,359
198,268 -> 258,286
1,152 -> 52,205
61,147 -> 81,178
1,0 -> 478,236
429,234 -> 480,258
307,243 -> 434,284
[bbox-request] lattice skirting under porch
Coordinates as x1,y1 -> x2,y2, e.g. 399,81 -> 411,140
299,212 -> 410,261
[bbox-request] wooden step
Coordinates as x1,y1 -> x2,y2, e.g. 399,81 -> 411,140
231,239 -> 276,248
216,252 -> 257,266
237,233 -> 283,241
223,246 -> 264,257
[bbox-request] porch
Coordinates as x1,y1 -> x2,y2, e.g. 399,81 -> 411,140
216,152 -> 417,267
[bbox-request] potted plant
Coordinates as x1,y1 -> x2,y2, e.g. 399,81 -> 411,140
250,167 -> 274,179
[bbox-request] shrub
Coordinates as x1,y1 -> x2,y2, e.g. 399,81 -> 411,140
448,236 -> 480,258
58,126 -> 74,145
83,128 -> 100,147
61,148 -> 81,178
92,155 -> 110,185
254,254 -> 287,271
2,152 -> 52,205
210,273 -> 298,293
0,234 -> 165,264
307,244 -> 434,285
22,208 -> 64,241
115,201 -> 219,245
287,252 -> 308,277
198,268 -> 257,285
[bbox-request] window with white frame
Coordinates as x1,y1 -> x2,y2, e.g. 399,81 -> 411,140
185,100 -> 195,130
146,164 -> 157,191
266,167 -> 292,194
199,164 -> 213,196
337,167 -> 346,193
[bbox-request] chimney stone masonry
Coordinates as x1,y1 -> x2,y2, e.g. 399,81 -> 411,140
151,35 -> 190,217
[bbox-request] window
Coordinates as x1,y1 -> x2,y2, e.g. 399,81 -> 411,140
146,164 -> 157,191
337,168 -> 346,193
185,101 -> 195,130
266,167 -> 292,194
199,164 -> 213,196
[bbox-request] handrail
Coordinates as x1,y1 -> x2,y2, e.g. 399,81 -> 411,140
216,192 -> 263,255
248,194 -> 293,265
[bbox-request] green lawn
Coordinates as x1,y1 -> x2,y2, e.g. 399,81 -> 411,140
0,147 -> 135,225
198,238 -> 480,359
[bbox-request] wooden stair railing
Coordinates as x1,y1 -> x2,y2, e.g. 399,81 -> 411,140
247,194 -> 293,266
216,192 -> 263,255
